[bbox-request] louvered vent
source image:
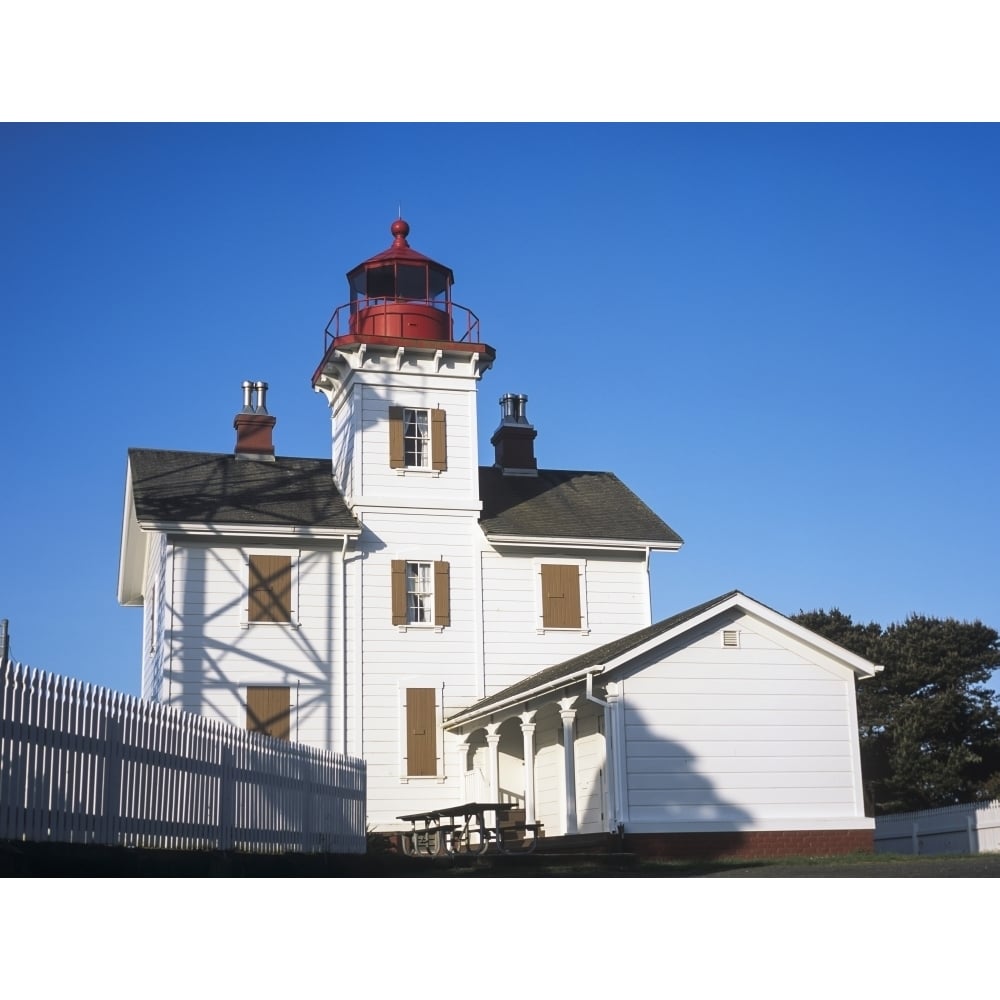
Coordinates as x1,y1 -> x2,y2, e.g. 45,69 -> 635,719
722,629 -> 740,648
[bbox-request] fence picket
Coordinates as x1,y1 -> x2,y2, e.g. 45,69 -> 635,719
0,661 -> 365,854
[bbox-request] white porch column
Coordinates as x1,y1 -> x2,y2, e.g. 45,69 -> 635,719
485,724 -> 501,803
560,707 -> 578,835
453,734 -> 471,801
605,682 -> 626,830
519,714 -> 537,825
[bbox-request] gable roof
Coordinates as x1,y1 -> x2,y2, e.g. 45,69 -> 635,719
445,590 -> 880,728
478,467 -> 682,549
119,449 -> 362,605
127,449 -> 360,531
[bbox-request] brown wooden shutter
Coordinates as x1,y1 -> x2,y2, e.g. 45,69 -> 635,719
434,560 -> 450,627
541,563 -> 581,629
391,559 -> 407,625
406,687 -> 437,776
249,554 -> 292,623
388,406 -> 405,468
246,686 -> 291,741
431,409 -> 447,471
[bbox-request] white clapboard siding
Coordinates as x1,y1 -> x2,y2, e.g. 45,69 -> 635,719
481,550 -> 651,693
356,382 -> 479,503
159,540 -> 348,751
575,711 -> 606,834
618,612 -> 866,827
0,660 -> 366,853
141,531 -> 168,701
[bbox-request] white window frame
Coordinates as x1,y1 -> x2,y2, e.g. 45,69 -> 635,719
533,557 -> 590,635
406,561 -> 433,625
398,680 -> 446,783
241,547 -> 301,628
403,408 -> 431,469
395,555 -> 446,632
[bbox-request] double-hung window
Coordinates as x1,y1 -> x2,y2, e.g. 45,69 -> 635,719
406,562 -> 433,624
391,559 -> 450,628
389,406 -> 447,471
404,409 -> 429,468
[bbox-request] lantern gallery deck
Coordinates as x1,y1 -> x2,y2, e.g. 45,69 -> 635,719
397,802 -> 542,856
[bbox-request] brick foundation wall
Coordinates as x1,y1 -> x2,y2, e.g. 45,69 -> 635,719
625,828 -> 873,861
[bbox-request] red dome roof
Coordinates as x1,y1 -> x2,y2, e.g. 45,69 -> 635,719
347,218 -> 454,283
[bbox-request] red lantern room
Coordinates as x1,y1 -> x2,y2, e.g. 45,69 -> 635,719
324,219 -> 483,346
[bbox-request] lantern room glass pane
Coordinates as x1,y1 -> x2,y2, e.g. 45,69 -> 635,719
427,265 -> 449,301
366,264 -> 396,299
397,264 -> 427,300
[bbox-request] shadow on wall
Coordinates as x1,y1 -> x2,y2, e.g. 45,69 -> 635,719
461,700 -> 755,859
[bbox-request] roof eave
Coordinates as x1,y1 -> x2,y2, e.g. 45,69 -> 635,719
118,464 -> 146,606
483,533 -> 683,552
445,664 -> 606,730
595,591 -> 882,680
135,520 -> 363,540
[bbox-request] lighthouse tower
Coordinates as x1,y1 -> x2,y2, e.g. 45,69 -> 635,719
312,220 -> 495,807
312,219 -> 494,507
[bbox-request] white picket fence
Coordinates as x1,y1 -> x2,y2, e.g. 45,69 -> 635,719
874,799 -> 1000,856
0,660 -> 366,854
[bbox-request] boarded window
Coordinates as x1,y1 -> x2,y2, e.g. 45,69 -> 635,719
541,563 -> 582,629
246,686 -> 291,741
388,406 -> 446,470
406,687 -> 437,776
391,559 -> 450,626
249,554 -> 292,623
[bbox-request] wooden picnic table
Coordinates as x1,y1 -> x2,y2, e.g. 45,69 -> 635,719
397,801 -> 542,857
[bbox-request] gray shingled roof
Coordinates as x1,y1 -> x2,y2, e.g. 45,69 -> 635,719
128,449 -> 360,530
446,591 -> 740,724
478,467 -> 682,545
127,451 -> 680,544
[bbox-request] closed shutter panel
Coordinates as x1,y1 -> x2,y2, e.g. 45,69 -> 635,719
406,687 -> 437,776
249,554 -> 292,623
431,409 -> 447,471
541,563 -> 581,629
434,560 -> 450,627
391,559 -> 407,625
388,407 -> 405,468
247,686 -> 291,740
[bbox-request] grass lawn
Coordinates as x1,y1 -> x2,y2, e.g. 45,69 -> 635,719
4,839 -> 1000,876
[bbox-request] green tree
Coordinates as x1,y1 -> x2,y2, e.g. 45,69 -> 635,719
791,609 -> 1000,814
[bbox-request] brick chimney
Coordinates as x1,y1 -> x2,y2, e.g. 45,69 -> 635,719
491,393 -> 537,476
234,380 -> 276,461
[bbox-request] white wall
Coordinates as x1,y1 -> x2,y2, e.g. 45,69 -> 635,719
140,532 -> 167,701
481,548 -> 650,693
618,611 -> 870,832
161,540 -> 345,752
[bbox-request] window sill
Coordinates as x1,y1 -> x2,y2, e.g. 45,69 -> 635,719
395,468 -> 442,477
396,624 -> 445,633
399,775 -> 447,783
536,627 -> 591,635
241,620 -> 301,630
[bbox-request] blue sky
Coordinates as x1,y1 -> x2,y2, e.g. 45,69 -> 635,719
2,123 -> 998,695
